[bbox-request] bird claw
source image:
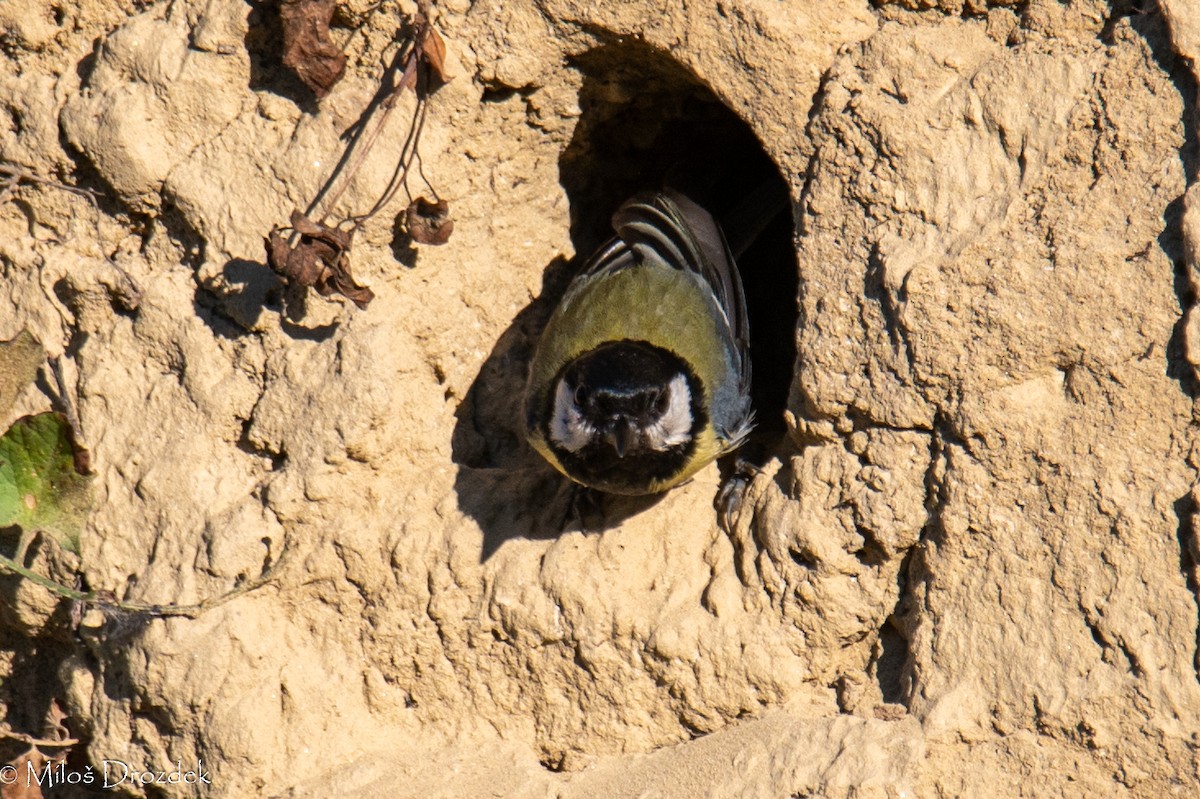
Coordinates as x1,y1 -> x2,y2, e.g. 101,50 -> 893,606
715,458 -> 760,534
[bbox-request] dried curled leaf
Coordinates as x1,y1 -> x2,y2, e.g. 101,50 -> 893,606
403,197 -> 454,245
2,748 -> 52,799
279,0 -> 347,99
266,211 -> 374,309
43,700 -> 70,745
394,13 -> 449,94
0,704 -> 74,799
420,24 -> 448,84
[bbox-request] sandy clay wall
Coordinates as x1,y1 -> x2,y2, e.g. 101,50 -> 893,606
3,0 -> 1200,796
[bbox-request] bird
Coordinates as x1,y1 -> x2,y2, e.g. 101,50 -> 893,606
523,188 -> 754,496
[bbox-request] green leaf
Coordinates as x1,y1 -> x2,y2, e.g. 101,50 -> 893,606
0,330 -> 44,418
0,413 -> 92,555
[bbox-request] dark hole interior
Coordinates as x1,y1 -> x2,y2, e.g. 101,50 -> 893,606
874,616 -> 909,704
558,42 -> 799,438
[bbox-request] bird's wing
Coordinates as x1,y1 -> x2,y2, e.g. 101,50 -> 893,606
609,190 -> 752,401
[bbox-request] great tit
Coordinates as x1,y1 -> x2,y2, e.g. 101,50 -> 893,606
524,188 -> 754,496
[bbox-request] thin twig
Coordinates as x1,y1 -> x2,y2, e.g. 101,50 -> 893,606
0,554 -> 90,600
304,34 -> 419,226
112,544 -> 292,617
0,541 -> 292,621
0,163 -> 102,203
349,72 -> 431,230
302,9 -> 443,232
0,160 -> 141,308
0,727 -> 79,748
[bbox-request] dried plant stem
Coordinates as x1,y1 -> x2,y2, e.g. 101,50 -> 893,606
351,75 -> 431,230
0,160 -> 140,307
305,38 -> 420,226
0,541 -> 292,620
0,727 -> 79,749
0,162 -> 101,204
301,9 -> 443,232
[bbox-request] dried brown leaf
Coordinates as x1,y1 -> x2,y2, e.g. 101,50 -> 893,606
421,26 -> 448,83
0,746 -> 67,799
265,211 -> 374,309
404,197 -> 454,245
1,749 -> 42,799
290,210 -> 352,249
279,0 -> 347,99
0,703 -> 76,798
43,701 -> 69,743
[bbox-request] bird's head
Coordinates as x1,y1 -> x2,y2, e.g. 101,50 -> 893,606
544,341 -> 704,493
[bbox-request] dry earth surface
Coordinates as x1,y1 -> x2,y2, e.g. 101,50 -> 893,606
2,0 -> 1200,796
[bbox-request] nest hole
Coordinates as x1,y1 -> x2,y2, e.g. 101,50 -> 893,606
559,43 -> 798,435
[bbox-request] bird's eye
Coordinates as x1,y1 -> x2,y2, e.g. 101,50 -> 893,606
573,384 -> 586,407
653,388 -> 670,414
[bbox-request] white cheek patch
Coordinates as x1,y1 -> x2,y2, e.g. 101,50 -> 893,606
645,374 -> 693,451
549,379 -> 595,452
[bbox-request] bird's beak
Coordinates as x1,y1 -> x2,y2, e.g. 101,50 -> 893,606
609,419 -> 635,458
